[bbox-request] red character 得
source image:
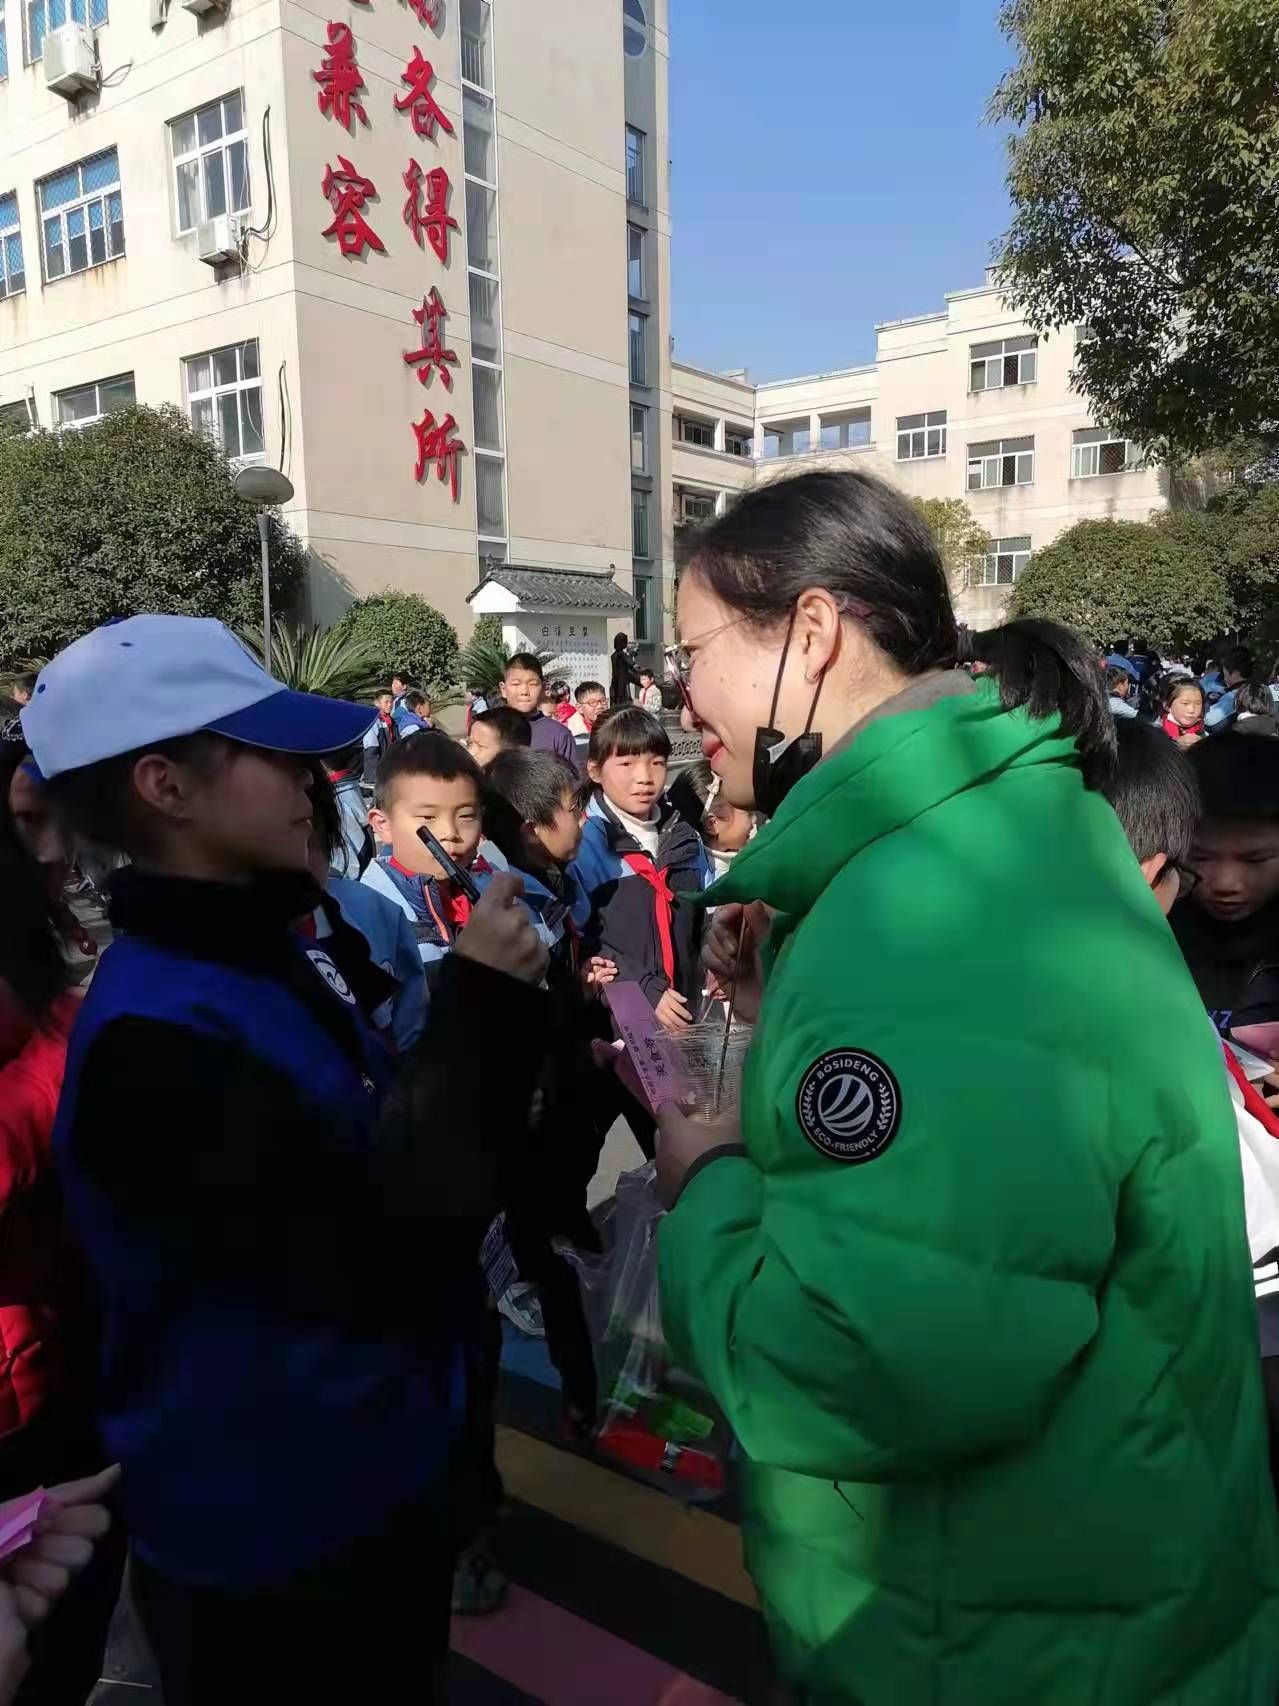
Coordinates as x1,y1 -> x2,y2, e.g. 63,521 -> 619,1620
402,159 -> 458,265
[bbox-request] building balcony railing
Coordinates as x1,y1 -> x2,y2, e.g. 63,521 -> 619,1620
462,33 -> 487,87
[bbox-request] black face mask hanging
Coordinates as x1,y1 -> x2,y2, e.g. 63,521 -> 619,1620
751,610 -> 825,819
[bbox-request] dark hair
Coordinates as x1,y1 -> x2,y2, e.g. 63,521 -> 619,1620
374,729 -> 483,811
613,633 -> 630,653
1103,665 -> 1132,696
44,733 -> 231,854
1102,719 -> 1200,865
1223,646 -> 1255,679
307,760 -> 342,861
323,740 -> 364,779
679,758 -> 715,808
374,687 -> 395,702
11,674 -> 36,699
404,690 -> 430,712
1188,733 -> 1279,826
1161,675 -> 1203,714
685,470 -> 1115,788
588,704 -> 670,768
639,667 -> 655,681
0,736 -> 33,857
0,845 -> 68,1025
1237,681 -> 1275,719
504,653 -> 544,682
575,680 -> 605,702
471,705 -> 532,749
483,749 -> 577,865
545,679 -> 570,704
666,758 -> 713,831
391,670 -> 410,683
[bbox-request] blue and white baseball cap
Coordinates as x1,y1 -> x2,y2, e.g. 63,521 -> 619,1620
21,614 -> 376,781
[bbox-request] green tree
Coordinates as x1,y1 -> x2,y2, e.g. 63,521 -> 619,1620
333,589 -> 459,690
910,497 -> 991,597
990,0 -> 1279,455
1010,518 -> 1233,651
457,614 -> 563,695
0,405 -> 305,660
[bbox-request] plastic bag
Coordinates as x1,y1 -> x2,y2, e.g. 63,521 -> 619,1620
564,1161 -> 732,1504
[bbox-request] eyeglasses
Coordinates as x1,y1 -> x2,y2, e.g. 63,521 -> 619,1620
663,615 -> 752,712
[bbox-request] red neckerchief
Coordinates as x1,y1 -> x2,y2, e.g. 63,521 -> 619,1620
379,710 -> 396,739
1161,716 -> 1203,740
621,852 -> 675,984
389,853 -> 491,935
295,911 -> 318,940
1224,1043 -> 1279,1139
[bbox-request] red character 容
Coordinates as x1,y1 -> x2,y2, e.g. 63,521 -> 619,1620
314,22 -> 368,133
322,157 -> 385,259
413,408 -> 464,501
403,287 -> 459,390
394,47 -> 455,141
402,159 -> 458,265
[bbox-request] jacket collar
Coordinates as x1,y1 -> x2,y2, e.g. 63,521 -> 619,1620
708,673 -> 1082,918
108,867 -> 323,969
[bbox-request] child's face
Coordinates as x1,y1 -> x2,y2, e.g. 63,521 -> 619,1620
504,668 -> 543,715
466,722 -> 503,769
1170,687 -> 1203,727
702,795 -> 753,853
1188,820 -> 1279,924
590,748 -> 666,818
177,746 -> 315,877
640,674 -> 654,691
370,773 -> 483,879
577,689 -> 607,725
528,787 -> 582,867
375,693 -> 394,716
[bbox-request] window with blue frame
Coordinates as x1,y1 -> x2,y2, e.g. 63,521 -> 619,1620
25,0 -> 106,64
37,149 -> 123,281
0,194 -> 23,298
1,0 -> 9,80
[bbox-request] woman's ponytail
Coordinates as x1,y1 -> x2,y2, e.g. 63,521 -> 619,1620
970,619 -> 1116,790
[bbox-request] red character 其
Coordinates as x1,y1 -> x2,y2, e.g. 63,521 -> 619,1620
314,22 -> 368,132
322,156 -> 385,259
394,47 -> 455,140
412,408 -> 464,500
403,287 -> 459,390
402,159 -> 458,265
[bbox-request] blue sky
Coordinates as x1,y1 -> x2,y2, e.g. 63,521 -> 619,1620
668,0 -> 1016,381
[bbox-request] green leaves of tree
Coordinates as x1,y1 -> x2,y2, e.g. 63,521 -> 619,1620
332,589 -> 460,691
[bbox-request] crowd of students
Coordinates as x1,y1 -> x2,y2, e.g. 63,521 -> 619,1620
5,503 -> 1279,1699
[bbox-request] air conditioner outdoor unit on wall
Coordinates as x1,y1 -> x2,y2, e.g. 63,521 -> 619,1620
196,214 -> 242,266
181,0 -> 225,15
43,23 -> 96,97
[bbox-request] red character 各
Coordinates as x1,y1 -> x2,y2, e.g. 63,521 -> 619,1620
413,408 -> 464,500
322,156 -> 385,259
314,22 -> 368,132
394,47 -> 455,141
403,287 -> 459,390
402,159 -> 458,265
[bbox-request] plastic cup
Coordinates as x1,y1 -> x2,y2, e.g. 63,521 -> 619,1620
655,1022 -> 752,1124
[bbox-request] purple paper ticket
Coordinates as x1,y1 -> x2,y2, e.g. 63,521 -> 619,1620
0,1490 -> 45,1563
604,982 -> 688,1114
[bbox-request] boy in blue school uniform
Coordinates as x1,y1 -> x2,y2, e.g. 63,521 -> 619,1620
25,616 -> 548,1706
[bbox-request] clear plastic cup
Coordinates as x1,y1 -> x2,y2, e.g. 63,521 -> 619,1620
655,1022 -> 752,1124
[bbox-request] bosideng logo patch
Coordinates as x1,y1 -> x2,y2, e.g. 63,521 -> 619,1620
795,1049 -> 902,1164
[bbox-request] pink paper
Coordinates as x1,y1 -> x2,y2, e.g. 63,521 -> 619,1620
604,982 -> 689,1114
0,1490 -> 45,1563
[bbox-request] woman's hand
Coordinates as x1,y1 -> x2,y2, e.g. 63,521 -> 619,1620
703,902 -> 770,1027
456,873 -> 549,986
654,989 -> 693,1034
581,955 -> 618,998
655,1103 -> 741,1209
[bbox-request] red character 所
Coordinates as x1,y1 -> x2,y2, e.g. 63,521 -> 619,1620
412,408 -> 464,500
314,22 -> 368,133
322,156 -> 385,259
394,47 -> 455,141
403,287 -> 459,390
402,159 -> 458,265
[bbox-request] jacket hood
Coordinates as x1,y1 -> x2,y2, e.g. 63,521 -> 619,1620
707,673 -> 1082,917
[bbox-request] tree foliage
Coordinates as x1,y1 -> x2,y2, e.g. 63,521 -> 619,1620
910,497 -> 991,595
0,406 -> 306,662
990,0 -> 1279,455
1010,517 -> 1233,651
333,589 -> 459,690
456,614 -> 561,694
239,621 -> 384,700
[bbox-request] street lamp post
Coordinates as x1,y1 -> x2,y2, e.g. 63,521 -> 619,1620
232,464 -> 295,677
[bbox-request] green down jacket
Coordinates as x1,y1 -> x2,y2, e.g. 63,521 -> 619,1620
659,675 -> 1279,1704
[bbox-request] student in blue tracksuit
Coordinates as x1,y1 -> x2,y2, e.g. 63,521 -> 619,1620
25,615 -> 548,1706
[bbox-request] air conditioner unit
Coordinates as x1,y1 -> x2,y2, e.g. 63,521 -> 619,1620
196,213 -> 242,266
43,23 -> 96,98
181,0 -> 225,15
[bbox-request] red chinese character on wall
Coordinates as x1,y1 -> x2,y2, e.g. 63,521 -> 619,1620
402,0 -> 442,26
314,22 -> 368,132
402,159 -> 458,264
394,47 -> 455,140
413,408 -> 464,500
403,287 -> 458,390
322,157 -> 385,259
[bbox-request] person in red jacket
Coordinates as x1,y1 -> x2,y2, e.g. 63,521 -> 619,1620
0,845 -> 123,1704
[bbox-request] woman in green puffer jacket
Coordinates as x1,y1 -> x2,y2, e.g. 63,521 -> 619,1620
656,469 -> 1279,1705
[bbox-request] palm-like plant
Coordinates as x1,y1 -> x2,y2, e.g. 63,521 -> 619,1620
457,616 -> 561,694
239,621 -> 384,701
